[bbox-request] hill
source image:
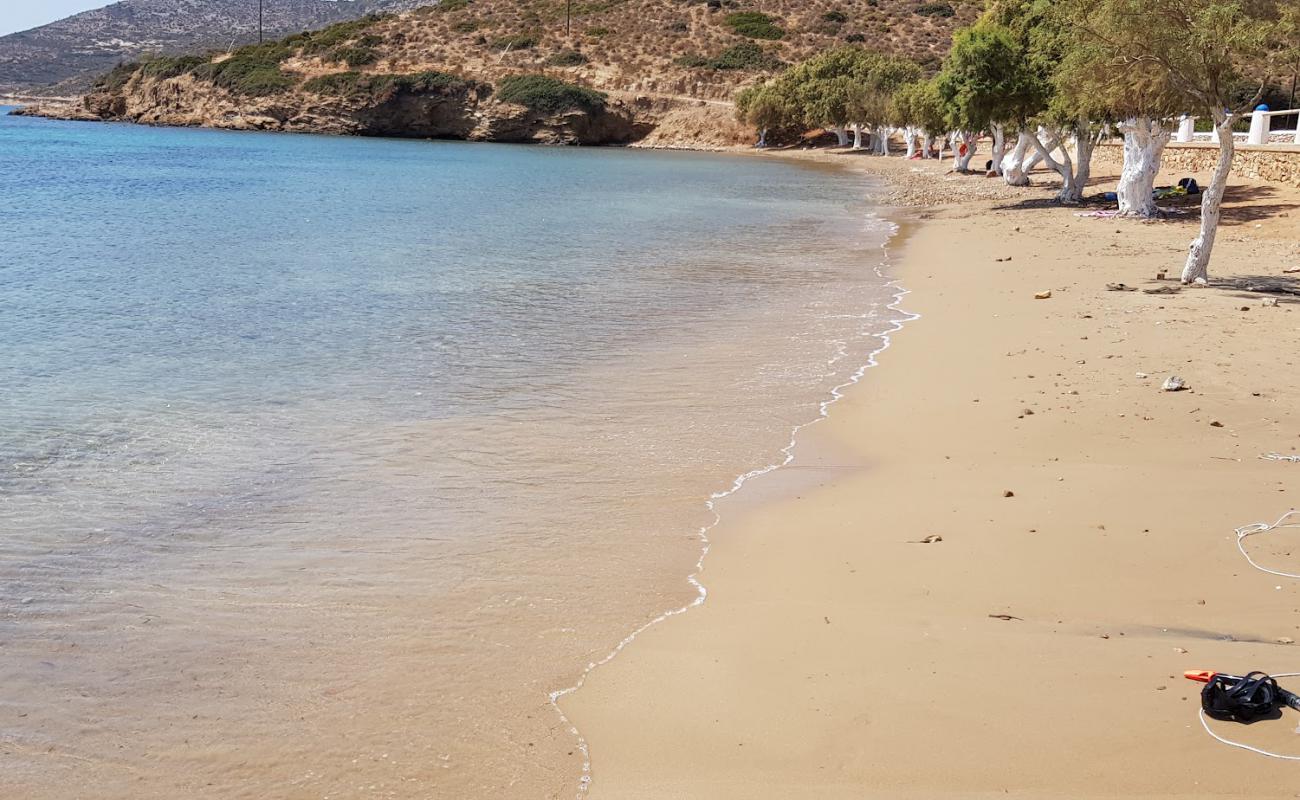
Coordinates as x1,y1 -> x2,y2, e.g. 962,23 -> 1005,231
0,0 -> 436,95
16,0 -> 981,146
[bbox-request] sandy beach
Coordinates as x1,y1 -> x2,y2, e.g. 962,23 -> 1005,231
563,150 -> 1300,798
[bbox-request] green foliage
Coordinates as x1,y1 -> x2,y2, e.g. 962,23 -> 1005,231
496,74 -> 606,113
139,55 -> 209,81
890,78 -> 946,132
822,10 -> 849,23
437,0 -> 472,10
915,3 -> 955,17
95,61 -> 141,93
935,22 -> 1047,129
453,20 -> 481,33
725,11 -> 786,40
546,50 -> 590,66
734,47 -> 923,135
677,42 -> 782,71
332,46 -> 379,67
301,16 -> 385,55
493,33 -> 539,50
1059,0 -> 1292,120
191,43 -> 295,96
713,42 -> 784,70
587,26 -> 612,37
303,70 -> 479,102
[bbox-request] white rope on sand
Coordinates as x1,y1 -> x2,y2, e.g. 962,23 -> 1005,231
1199,511 -> 1300,760
1198,680 -> 1300,761
1235,510 -> 1300,580
1261,453 -> 1300,462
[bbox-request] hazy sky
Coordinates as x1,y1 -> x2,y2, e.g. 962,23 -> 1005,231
0,1 -> 109,37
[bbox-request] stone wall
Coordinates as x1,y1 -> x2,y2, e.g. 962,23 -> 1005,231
1093,142 -> 1300,187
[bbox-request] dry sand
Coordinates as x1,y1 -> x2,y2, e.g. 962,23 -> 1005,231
562,151 -> 1300,798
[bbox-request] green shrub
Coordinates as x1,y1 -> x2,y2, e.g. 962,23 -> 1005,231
587,26 -> 611,37
677,42 -> 782,71
914,2 -> 955,16
546,50 -> 589,66
493,33 -> 539,50
437,0 -> 472,10
724,11 -> 785,39
496,74 -> 605,113
139,55 -> 208,80
710,42 -> 782,70
303,70 -> 478,101
192,48 -> 295,96
302,71 -> 367,95
95,61 -> 141,93
453,20 -> 480,33
844,32 -> 866,42
301,15 -> 385,55
822,10 -> 848,23
332,46 -> 379,67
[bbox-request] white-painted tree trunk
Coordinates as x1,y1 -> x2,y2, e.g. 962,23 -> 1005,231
1116,117 -> 1169,217
954,132 -> 977,171
1180,114 -> 1235,284
904,128 -> 918,159
1001,131 -> 1031,186
876,128 -> 890,156
1069,124 -> 1099,203
989,124 -> 1006,175
829,125 -> 850,147
851,123 -> 864,150
921,133 -> 933,159
1026,122 -> 1099,204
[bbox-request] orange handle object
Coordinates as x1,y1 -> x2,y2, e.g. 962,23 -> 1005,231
1185,669 -> 1218,684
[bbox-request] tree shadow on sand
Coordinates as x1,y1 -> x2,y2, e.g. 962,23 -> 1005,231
1211,273 -> 1300,301
989,181 -> 1300,223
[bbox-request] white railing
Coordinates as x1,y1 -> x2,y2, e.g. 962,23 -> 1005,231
1174,109 -> 1300,146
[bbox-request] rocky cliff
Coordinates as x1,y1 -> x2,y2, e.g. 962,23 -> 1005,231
0,0 -> 435,95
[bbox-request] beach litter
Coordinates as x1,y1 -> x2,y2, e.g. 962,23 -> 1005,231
909,534 -> 943,544
1143,286 -> 1181,295
1260,453 -> 1300,462
988,614 -> 1023,622
1034,290 -> 1052,299
1106,282 -> 1139,291
1162,376 -> 1188,392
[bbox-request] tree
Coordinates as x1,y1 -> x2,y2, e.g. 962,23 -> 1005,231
1065,0 -> 1296,282
938,0 -> 1104,200
891,79 -> 948,158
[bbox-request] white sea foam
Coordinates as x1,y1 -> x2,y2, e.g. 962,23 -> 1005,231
549,212 -> 919,797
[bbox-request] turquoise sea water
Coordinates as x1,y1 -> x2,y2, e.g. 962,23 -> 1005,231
0,111 -> 900,798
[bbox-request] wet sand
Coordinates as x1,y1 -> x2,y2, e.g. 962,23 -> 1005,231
563,152 -> 1300,798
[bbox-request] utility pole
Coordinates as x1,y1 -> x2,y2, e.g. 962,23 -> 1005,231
566,0 -> 572,37
258,0 -> 264,43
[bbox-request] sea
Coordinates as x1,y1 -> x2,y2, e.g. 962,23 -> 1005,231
0,110 -> 903,799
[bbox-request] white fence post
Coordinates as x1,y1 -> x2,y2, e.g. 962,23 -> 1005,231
1176,115 -> 1195,143
1247,107 -> 1269,145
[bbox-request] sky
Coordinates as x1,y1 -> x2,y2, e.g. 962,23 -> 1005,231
0,1 -> 110,37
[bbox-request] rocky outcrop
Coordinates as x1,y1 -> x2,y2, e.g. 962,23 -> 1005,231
17,72 -> 655,146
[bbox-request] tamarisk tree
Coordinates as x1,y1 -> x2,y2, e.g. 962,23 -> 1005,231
1066,0 -> 1296,281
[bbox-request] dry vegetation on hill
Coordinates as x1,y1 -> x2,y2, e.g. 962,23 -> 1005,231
289,0 -> 979,101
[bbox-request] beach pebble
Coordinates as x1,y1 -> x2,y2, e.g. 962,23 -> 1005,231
1003,490 -> 1015,498
1277,637 -> 1296,645
1161,376 -> 1188,392
20,597 -> 34,605
1034,290 -> 1052,299
1136,372 -> 1149,379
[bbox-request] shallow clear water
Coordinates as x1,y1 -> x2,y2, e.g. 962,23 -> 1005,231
0,111 -> 899,798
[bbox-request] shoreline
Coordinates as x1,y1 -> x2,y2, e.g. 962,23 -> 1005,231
548,194 -> 922,797
561,150 -> 1300,796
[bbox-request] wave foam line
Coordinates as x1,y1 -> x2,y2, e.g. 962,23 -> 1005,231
548,212 -> 920,798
